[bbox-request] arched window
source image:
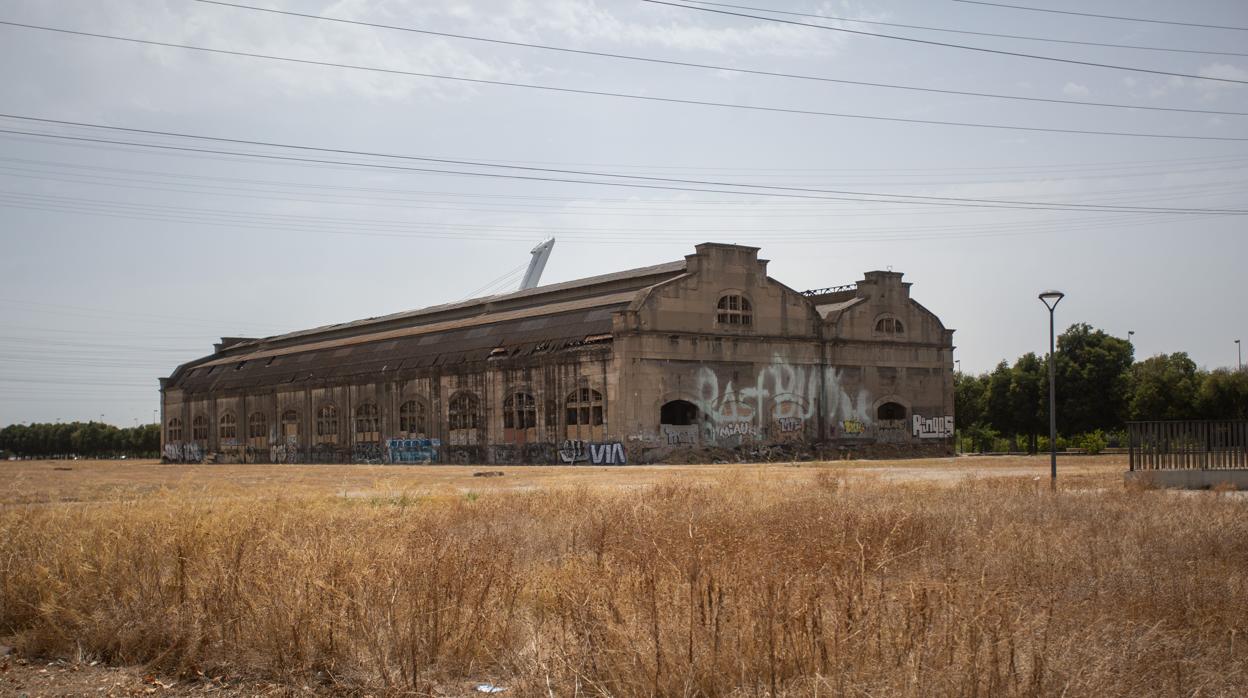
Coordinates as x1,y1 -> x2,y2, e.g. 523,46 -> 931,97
660,400 -> 700,426
503,391 -> 537,429
566,388 -> 604,427
355,403 -> 380,443
399,400 -> 427,436
281,409 -> 299,439
316,404 -> 339,444
219,411 -> 237,440
875,316 -> 905,335
448,392 -> 480,431
166,417 -> 183,442
716,294 -> 753,327
877,402 -> 907,420
248,412 -> 267,439
191,415 -> 208,442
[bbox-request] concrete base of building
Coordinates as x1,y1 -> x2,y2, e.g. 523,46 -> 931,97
1125,469 -> 1248,490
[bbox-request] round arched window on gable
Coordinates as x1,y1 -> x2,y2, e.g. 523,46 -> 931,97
717,294 -> 753,327
874,315 -> 905,336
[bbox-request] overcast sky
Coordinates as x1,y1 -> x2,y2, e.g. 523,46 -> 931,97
1,0 -> 1245,427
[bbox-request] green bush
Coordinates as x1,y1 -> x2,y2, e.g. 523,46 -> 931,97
1077,430 -> 1108,455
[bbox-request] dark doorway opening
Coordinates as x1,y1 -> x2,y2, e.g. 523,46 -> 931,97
661,400 -> 700,425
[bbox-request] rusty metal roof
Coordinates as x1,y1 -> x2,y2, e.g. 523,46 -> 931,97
227,259 -> 686,352
167,303 -> 625,394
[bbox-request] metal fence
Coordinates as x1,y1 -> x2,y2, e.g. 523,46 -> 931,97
1128,420 -> 1248,471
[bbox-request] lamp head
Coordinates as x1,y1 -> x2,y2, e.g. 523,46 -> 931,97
1038,289 -> 1065,311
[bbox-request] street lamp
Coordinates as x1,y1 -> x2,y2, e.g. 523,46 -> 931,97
955,359 -> 962,373
1039,290 -> 1065,492
1128,330 -> 1134,344
1237,339 -> 1242,371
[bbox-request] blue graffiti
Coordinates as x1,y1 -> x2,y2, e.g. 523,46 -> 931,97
386,438 -> 439,464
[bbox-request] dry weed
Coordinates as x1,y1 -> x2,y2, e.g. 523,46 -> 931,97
1,476 -> 1245,696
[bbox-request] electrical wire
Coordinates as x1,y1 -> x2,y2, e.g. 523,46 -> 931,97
642,0 -> 1248,84
2,22 -> 1246,141
675,0 -> 1248,54
2,117 -> 1245,214
188,1 -> 1248,116
951,0 -> 1248,32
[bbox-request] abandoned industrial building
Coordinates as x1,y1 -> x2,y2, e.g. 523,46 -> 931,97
159,243 -> 955,465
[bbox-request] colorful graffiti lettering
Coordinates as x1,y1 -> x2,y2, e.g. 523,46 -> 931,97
385,438 -> 438,464
841,419 -> 866,436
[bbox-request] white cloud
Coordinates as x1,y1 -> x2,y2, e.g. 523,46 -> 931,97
1061,82 -> 1090,97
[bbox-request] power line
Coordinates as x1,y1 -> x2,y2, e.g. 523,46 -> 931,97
676,0 -> 1248,55
2,117 -> 1245,214
642,0 -> 1248,85
951,0 -> 1248,32
3,22 -> 1247,142
189,0 -> 1248,117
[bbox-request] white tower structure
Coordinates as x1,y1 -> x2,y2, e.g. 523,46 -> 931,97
519,238 -> 555,291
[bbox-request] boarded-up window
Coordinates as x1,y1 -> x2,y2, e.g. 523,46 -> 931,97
448,392 -> 480,431
248,412 -> 267,440
316,404 -> 338,444
219,412 -> 237,440
191,415 -> 208,442
355,403 -> 380,443
399,400 -> 427,436
566,388 -> 604,427
281,409 -> 299,439
503,392 -> 537,429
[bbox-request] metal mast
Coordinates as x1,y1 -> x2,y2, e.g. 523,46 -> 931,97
519,238 -> 555,290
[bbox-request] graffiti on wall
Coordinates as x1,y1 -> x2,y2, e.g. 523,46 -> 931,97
559,440 -> 627,465
841,419 -> 867,436
913,415 -> 954,439
163,441 -> 202,463
353,442 -> 383,464
386,438 -> 439,464
661,425 -> 698,446
590,442 -> 626,465
559,439 -> 588,463
691,355 -> 875,445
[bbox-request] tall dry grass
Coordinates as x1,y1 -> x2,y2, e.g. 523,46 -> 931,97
1,473 -> 1246,696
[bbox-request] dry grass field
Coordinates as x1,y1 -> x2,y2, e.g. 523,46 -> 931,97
1,455 -> 1245,696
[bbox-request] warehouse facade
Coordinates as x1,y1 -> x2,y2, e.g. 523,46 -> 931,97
160,243 -> 955,464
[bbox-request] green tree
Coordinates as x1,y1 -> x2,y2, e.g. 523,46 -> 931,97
1128,353 -> 1201,421
985,361 -> 1015,445
1009,352 -> 1047,453
1196,368 -> 1248,420
1055,324 -> 1134,435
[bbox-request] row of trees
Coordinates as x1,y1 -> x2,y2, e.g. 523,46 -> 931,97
956,324 -> 1248,453
0,421 -> 161,459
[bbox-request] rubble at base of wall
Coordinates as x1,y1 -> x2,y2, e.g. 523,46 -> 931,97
639,441 -> 953,465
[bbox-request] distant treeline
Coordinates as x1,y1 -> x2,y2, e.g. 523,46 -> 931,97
0,421 -> 160,459
957,323 -> 1248,454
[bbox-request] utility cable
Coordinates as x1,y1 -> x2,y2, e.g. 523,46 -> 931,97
642,0 -> 1248,85
190,1 -> 1248,116
676,1 -> 1248,54
1,115 -> 1246,215
951,0 -> 1248,32
2,22 -> 1246,141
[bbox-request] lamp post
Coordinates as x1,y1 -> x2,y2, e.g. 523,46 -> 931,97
1128,330 -> 1134,344
1039,290 -> 1065,492
955,359 -> 962,373
1237,339 -> 1242,371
